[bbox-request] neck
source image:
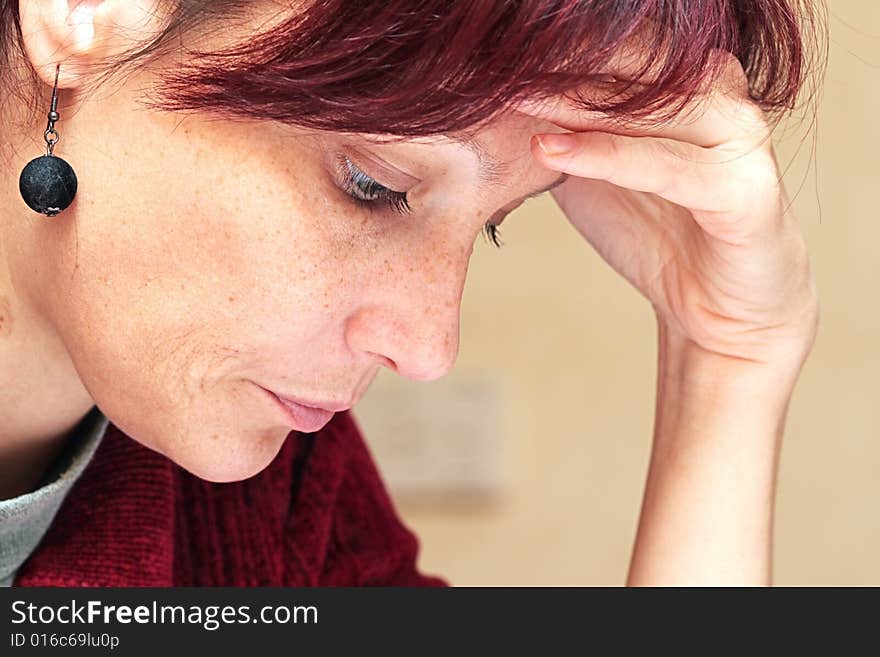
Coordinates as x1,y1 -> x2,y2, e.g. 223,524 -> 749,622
0,101 -> 95,500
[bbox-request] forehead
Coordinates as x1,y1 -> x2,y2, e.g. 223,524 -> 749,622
411,110 -> 558,193
446,133 -> 512,185
449,110 -> 564,191
358,109 -> 563,194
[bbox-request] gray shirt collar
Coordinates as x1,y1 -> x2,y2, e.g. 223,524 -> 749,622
0,406 -> 108,586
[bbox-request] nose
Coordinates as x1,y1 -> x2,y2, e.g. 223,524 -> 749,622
344,252 -> 467,382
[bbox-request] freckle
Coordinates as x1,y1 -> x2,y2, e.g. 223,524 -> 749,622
228,296 -> 236,303
0,296 -> 12,337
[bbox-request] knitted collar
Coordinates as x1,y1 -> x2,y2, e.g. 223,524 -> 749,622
14,420 -> 180,586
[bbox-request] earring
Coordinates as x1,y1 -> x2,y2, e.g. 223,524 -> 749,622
18,63 -> 78,217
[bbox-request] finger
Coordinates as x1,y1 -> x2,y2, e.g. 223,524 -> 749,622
514,90 -> 727,148
596,46 -> 750,97
530,130 -> 777,223
512,52 -> 762,149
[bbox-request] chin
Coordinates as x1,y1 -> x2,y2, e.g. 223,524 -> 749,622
155,424 -> 293,483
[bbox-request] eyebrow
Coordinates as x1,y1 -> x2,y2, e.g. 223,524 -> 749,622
448,133 -> 570,196
447,133 -> 512,185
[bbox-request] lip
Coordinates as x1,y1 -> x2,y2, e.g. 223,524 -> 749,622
259,387 -> 341,432
276,391 -> 353,413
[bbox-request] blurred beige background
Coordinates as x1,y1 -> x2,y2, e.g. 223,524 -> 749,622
354,1 -> 879,586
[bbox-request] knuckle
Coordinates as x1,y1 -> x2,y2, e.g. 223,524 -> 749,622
715,171 -> 747,210
744,150 -> 781,193
655,142 -> 688,191
715,95 -> 770,142
738,100 -> 771,134
726,61 -> 750,95
594,131 -> 621,158
588,132 -> 622,178
712,49 -> 750,96
720,153 -> 781,212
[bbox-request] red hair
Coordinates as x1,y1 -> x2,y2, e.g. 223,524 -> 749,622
0,1 -> 824,135
141,0 -> 824,136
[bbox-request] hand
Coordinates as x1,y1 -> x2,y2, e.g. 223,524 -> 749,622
515,54 -> 819,370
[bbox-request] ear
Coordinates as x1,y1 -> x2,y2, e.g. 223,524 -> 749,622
16,0 -> 169,89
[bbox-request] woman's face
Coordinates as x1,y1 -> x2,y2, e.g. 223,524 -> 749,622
4,47 -> 565,481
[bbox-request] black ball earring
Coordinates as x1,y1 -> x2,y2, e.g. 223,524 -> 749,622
19,63 -> 78,217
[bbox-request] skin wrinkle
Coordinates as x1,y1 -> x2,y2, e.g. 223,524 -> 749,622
449,132 -> 512,185
0,295 -> 12,337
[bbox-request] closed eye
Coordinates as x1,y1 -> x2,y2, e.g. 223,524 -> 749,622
335,157 -> 566,249
338,154 -> 506,248
337,156 -> 411,215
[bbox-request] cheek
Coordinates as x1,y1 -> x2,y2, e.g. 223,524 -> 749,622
32,116 -> 362,479
39,208 -> 323,482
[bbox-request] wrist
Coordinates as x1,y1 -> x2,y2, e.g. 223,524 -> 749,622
656,318 -> 812,408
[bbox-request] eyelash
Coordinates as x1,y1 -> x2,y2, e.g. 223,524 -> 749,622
338,156 -> 411,215
337,155 -> 505,248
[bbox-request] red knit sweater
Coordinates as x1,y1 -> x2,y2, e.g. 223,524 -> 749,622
13,410 -> 447,587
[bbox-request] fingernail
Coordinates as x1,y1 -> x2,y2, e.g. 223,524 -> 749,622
535,133 -> 576,156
